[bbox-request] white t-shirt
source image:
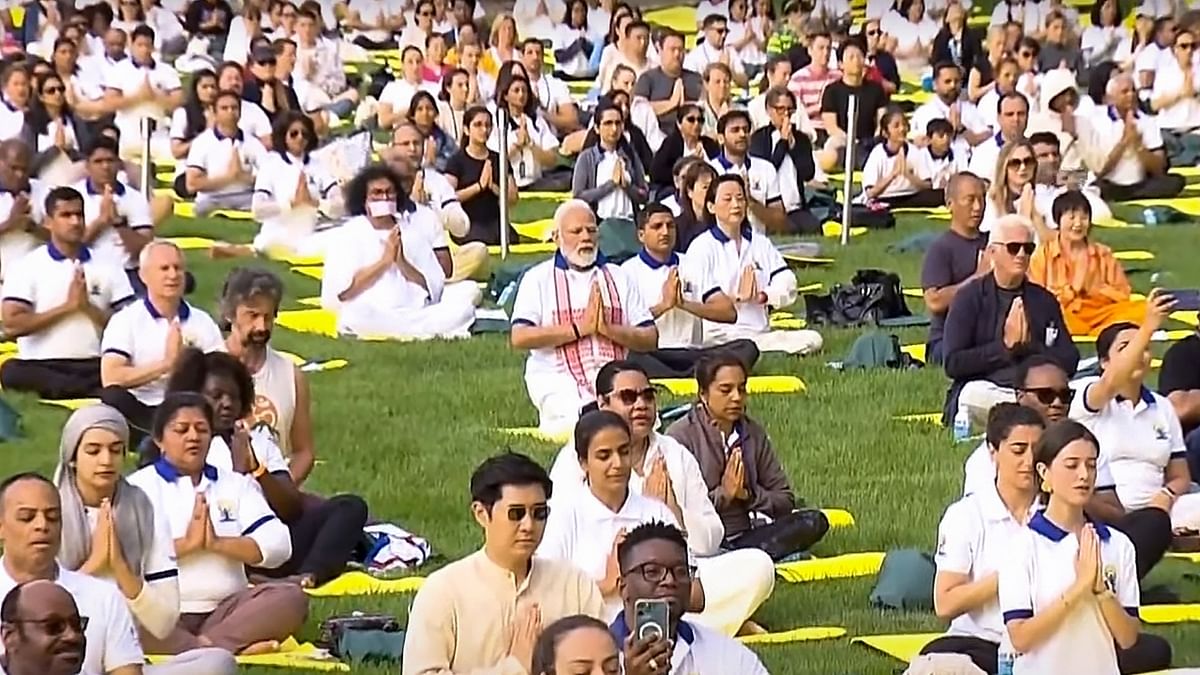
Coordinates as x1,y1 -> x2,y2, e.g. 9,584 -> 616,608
378,78 -> 438,119
74,179 -> 154,270
966,132 -> 1006,182
1,245 -> 135,360
205,429 -> 290,474
859,141 -> 933,201
185,127 -> 269,198
1080,106 -> 1164,186
106,58 -> 182,140
620,249 -> 721,349
252,151 -> 339,248
487,111 -> 560,188
708,154 -> 783,233
0,183 -> 48,279
1150,57 -> 1200,131
683,224 -> 797,334
683,41 -> 746,82
909,97 -> 990,144
319,212 -> 447,315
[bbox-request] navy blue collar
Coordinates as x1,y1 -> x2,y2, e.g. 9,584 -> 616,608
153,457 -> 218,482
132,58 -> 156,69
709,222 -> 752,243
994,131 -> 1006,147
881,141 -> 907,157
277,150 -> 310,165
85,178 -> 125,196
47,241 -> 91,262
143,297 -> 191,321
1115,386 -> 1156,406
553,250 -> 609,270
1,98 -> 17,112
1107,105 -> 1139,121
214,126 -> 245,142
929,147 -> 954,161
1029,510 -> 1111,542
715,152 -> 747,171
637,248 -> 679,269
610,612 -> 694,646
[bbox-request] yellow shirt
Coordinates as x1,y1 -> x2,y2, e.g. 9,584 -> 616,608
401,549 -> 605,675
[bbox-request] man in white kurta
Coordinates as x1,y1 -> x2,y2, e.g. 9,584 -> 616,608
510,200 -> 659,437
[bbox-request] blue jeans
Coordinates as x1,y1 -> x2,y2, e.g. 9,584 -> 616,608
1186,428 -> 1200,485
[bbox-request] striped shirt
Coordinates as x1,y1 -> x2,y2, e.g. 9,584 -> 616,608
788,66 -> 840,130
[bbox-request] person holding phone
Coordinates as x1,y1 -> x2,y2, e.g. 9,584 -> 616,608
612,521 -> 769,674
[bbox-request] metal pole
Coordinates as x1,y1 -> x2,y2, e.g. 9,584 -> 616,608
840,94 -> 857,247
140,118 -> 155,199
497,107 -> 510,260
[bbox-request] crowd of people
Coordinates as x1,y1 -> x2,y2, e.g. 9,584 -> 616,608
0,0 -> 1196,673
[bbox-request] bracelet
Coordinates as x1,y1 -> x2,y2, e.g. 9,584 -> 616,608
571,322 -> 581,340
251,462 -> 267,479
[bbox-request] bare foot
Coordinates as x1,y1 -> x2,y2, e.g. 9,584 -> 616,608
210,243 -> 256,259
279,573 -> 316,588
736,620 -> 768,636
239,640 -> 280,655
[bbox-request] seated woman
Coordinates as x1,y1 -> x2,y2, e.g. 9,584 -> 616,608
165,348 -> 369,588
673,161 -> 717,253
538,409 -> 705,620
859,106 -> 944,208
981,140 -> 1052,241
666,353 -> 829,561
548,361 -> 775,637
168,69 -> 217,200
54,404 -> 237,673
21,72 -> 82,185
1073,295 -> 1200,532
1028,191 -> 1144,337
649,103 -> 720,196
445,105 -> 519,246
128,393 -> 308,656
922,403 -> 1046,673
1000,420 -> 1171,674
886,0 -> 939,77
409,91 -> 457,172
532,615 -> 619,675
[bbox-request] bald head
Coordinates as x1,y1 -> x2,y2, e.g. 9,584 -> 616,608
1,580 -> 86,675
554,200 -> 598,269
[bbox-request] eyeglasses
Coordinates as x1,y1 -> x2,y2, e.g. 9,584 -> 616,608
610,387 -> 656,406
772,105 -> 797,114
287,127 -> 309,138
714,28 -> 729,35
9,616 -> 89,635
627,561 -> 695,583
1021,386 -> 1075,405
1178,41 -> 1196,50
1006,156 -> 1036,169
505,504 -> 550,522
682,115 -> 701,123
43,86 -> 63,94
999,241 -> 1037,256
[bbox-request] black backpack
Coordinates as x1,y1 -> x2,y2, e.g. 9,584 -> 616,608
804,269 -> 910,328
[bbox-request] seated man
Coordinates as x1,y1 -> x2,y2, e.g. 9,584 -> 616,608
102,25 -> 182,160
1028,190 -> 1144,336
74,137 -> 157,291
100,241 -> 225,435
707,111 -> 788,235
942,214 -> 1079,425
685,15 -> 750,88
909,62 -> 991,150
521,39 -> 581,137
0,141 -> 46,281
620,204 -> 759,378
510,199 -> 658,436
967,91 -> 1028,181
572,98 -> 650,258
1028,132 -> 1111,225
787,33 -> 840,139
401,453 -> 603,675
749,87 -> 818,235
184,90 -> 269,216
633,30 -> 705,139
1080,73 -> 1185,201
319,164 -> 477,340
817,40 -> 887,173
1161,326 -> 1200,481
292,8 -> 359,122
0,187 -> 135,400
611,522 -> 770,674
0,580 -> 88,675
922,173 -> 989,366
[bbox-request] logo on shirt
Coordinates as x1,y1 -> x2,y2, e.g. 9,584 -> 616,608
249,394 -> 281,441
216,499 -> 237,523
1155,425 -> 1169,442
89,283 -> 102,297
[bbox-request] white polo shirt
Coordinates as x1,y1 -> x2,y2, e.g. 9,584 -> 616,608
185,127 -> 269,198
999,513 -> 1138,675
917,146 -> 968,189
682,224 -> 796,334
528,73 -> 574,120
963,431 -> 1118,498
205,429 -> 290,475
106,57 -> 182,140
0,561 -> 144,674
708,154 -> 782,234
252,151 -> 339,248
1071,381 -> 1187,512
621,249 -> 719,349
487,111 -> 560,188
100,298 -> 226,405
1,244 -> 135,360
73,179 -> 154,270
683,42 -> 746,82
859,141 -> 933,202
611,616 -> 769,675
1150,57 -> 1200,131
378,78 -> 438,119
0,100 -> 22,141
0,183 -> 48,280
169,104 -> 271,157
966,132 -> 1006,182
1081,107 -> 1164,186
127,459 -> 292,614
910,97 -> 990,144
319,212 -> 447,315
935,483 -> 1040,644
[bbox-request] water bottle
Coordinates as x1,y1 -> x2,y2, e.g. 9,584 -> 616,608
1143,207 -> 1159,227
952,403 -> 971,442
997,650 -> 1016,675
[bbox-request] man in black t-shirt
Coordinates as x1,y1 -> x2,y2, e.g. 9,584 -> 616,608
817,39 -> 886,172
1160,328 -> 1200,478
920,173 -> 989,365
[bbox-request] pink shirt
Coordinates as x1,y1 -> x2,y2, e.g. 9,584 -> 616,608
788,66 -> 841,130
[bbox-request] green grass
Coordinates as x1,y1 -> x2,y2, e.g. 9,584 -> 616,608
2,196 -> 1196,674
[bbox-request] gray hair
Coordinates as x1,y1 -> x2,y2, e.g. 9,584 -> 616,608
137,239 -> 183,270
219,266 -> 284,323
54,405 -> 154,578
988,214 -> 1035,243
553,199 -> 595,236
1106,73 -> 1133,98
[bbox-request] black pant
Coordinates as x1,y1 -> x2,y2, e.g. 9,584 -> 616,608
1095,175 -> 1186,201
0,358 -> 101,399
1114,507 -> 1173,581
252,493 -> 369,585
726,510 -> 829,562
629,340 -> 761,379
786,209 -> 822,235
99,386 -> 157,437
352,35 -> 397,50
919,633 -> 1170,674
881,189 -> 946,208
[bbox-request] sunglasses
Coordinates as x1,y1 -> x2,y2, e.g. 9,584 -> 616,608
1179,42 -> 1196,50
683,115 -> 701,123
505,504 -> 550,522
999,241 -> 1037,256
610,387 -> 657,406
714,28 -> 729,35
10,616 -> 89,635
866,29 -> 880,36
43,86 -> 63,94
287,127 -> 309,138
1007,156 -> 1036,169
1019,50 -> 1034,58
1021,386 -> 1075,405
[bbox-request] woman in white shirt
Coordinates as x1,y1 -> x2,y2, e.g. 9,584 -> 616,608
21,72 -> 81,184
53,405 -> 238,674
112,0 -> 147,43
1000,420 -> 1165,675
489,63 -> 565,190
889,0 -> 940,77
1150,30 -> 1200,135
1081,0 -> 1128,68
169,69 -> 217,199
141,0 -> 187,56
250,111 -> 343,258
378,46 -> 437,129
554,0 -> 597,79
538,409 -> 705,620
437,68 -> 470,144
859,106 -> 942,207
700,63 -> 734,140
223,3 -> 265,65
982,140 -> 1050,239
726,0 -> 767,80
548,361 -> 776,637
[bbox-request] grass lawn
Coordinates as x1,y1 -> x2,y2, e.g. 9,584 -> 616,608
3,193 -> 1198,674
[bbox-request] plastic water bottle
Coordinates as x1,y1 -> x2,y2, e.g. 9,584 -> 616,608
952,404 -> 971,442
997,650 -> 1016,675
1143,208 -> 1159,227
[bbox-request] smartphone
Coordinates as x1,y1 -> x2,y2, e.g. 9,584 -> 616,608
1163,289 -> 1200,312
633,599 -> 671,642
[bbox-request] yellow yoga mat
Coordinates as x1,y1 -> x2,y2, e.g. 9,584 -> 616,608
895,412 -> 943,425
0,342 -> 15,354
822,508 -> 855,529
305,571 -> 425,597
644,6 -> 697,32
152,637 -> 347,671
783,255 -> 835,266
1127,198 -> 1200,216
775,552 -> 885,583
769,316 -> 807,330
902,288 -> 922,298
513,218 -> 554,242
488,242 -> 557,255
821,222 -> 868,238
155,170 -> 175,183
892,206 -> 949,216
1173,311 -> 1198,327
1139,604 -> 1200,624
852,633 -> 941,663
1113,250 -> 1156,261
264,247 -> 323,266
40,398 -> 100,411
1094,218 -> 1137,229
276,309 -> 338,338
797,282 -> 824,293
292,266 -> 324,281
1173,166 -> 1200,177
737,627 -> 847,645
276,350 -> 349,374
653,375 -> 806,397
165,236 -> 216,250
901,344 -> 926,363
892,91 -> 934,105
522,191 -> 571,202
173,202 -> 255,220
298,296 -> 322,307
496,426 -> 570,444
1167,551 -> 1200,562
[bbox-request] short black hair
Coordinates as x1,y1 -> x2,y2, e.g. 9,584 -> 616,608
716,109 -> 751,134
573,409 -> 629,461
1017,36 -> 1040,56
1,584 -> 21,622
469,452 -> 552,512
165,348 -> 256,421
532,615 -> 614,675
1015,354 -> 1067,388
695,350 -> 749,392
595,359 -> 648,395
764,85 -> 795,109
520,37 -> 543,51
997,90 -> 1029,115
85,134 -> 119,159
1051,189 -> 1091,225
617,521 -> 688,572
1028,131 -> 1059,149
932,61 -> 961,81
636,203 -> 674,230
1096,321 -> 1140,361
837,37 -> 865,63
214,88 -> 242,108
130,24 -> 155,44
985,402 -> 1045,449
625,19 -> 650,36
0,473 -> 56,510
44,186 -> 83,216
220,266 -> 284,323
660,29 -> 684,46
151,393 -> 214,442
702,13 -> 727,29
926,118 -> 953,138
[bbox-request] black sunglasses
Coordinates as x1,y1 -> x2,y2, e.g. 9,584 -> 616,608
1007,156 -> 1036,169
682,115 -> 701,123
999,241 -> 1037,256
10,616 -> 89,635
609,387 -> 656,406
506,504 -> 550,522
1021,386 -> 1075,405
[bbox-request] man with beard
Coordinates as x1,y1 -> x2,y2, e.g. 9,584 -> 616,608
0,580 -> 87,675
1028,131 -> 1110,225
510,199 -> 658,437
220,267 -> 315,484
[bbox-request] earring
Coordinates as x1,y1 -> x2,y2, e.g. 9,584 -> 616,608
1041,479 -> 1052,494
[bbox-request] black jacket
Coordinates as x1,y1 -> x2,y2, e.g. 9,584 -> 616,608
932,27 -> 982,77
649,133 -> 718,192
749,125 -> 815,210
942,274 -> 1079,421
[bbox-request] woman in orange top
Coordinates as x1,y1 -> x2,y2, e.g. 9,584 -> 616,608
1029,190 -> 1144,336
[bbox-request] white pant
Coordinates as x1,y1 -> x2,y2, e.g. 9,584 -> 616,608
687,549 -> 777,636
958,380 -> 1017,427
1171,492 -> 1200,530
705,325 -> 824,356
146,647 -> 237,675
337,295 -> 477,340
526,372 -> 589,438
